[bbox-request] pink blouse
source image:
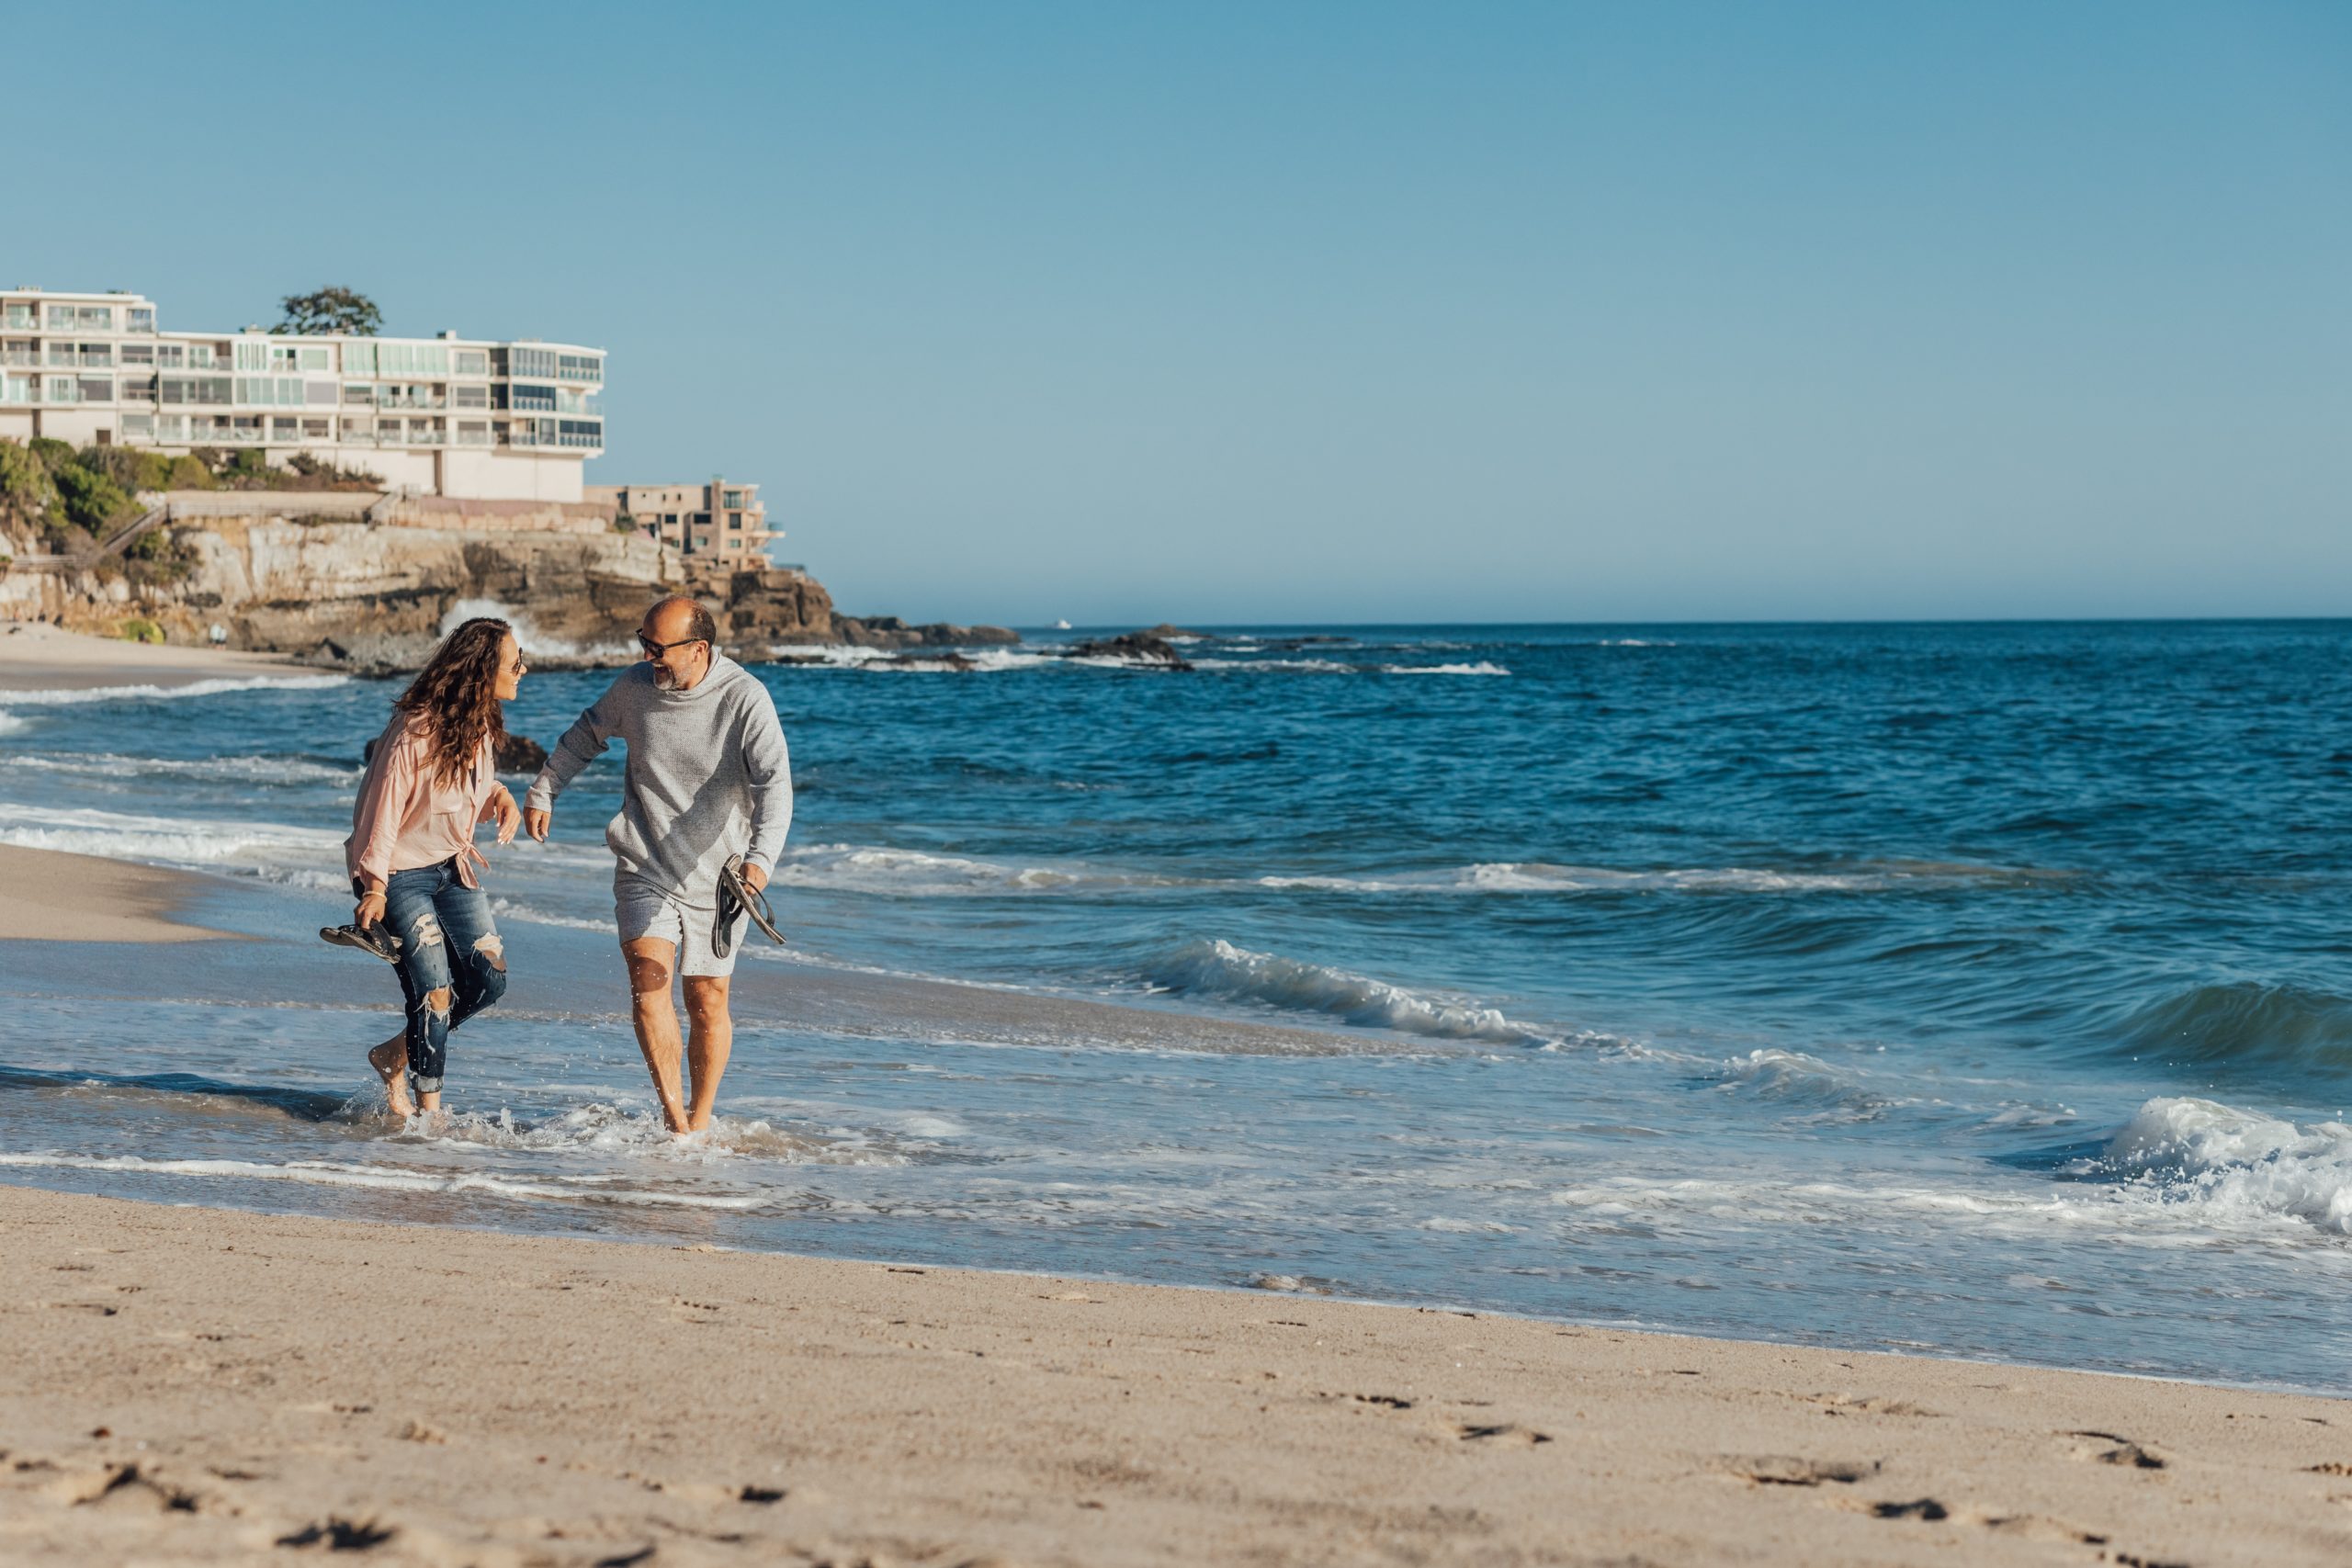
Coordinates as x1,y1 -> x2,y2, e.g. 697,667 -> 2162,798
345,716 -> 502,890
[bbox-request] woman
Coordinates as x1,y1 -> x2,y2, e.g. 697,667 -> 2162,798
344,617 -> 528,1118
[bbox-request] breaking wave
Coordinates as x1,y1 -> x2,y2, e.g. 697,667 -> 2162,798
1140,938 -> 1557,1046
0,801 -> 344,864
2086,1098 -> 2352,1236
0,674 -> 349,706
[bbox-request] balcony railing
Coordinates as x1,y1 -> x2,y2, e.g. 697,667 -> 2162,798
1,349 -> 36,367
376,391 -> 447,411
3,309 -> 34,330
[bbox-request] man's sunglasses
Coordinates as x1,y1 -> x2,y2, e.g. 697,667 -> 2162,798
638,633 -> 707,658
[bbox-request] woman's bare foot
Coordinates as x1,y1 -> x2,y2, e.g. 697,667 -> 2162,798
368,1041 -> 414,1118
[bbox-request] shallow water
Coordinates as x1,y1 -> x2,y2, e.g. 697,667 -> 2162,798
3,621 -> 2350,1391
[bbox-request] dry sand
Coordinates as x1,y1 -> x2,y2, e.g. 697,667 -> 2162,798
0,620 -> 313,693
0,845 -> 233,943
2,1186 -> 2346,1567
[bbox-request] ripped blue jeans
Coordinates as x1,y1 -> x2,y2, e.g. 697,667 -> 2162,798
374,858 -> 507,1094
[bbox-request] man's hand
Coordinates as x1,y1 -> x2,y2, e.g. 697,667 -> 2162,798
355,889 -> 388,931
525,806 -> 551,843
489,787 -> 522,846
741,862 -> 769,894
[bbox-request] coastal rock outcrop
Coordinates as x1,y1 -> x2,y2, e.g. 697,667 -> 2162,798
2,496 -> 1019,670
1067,632 -> 1193,670
829,615 -> 1022,651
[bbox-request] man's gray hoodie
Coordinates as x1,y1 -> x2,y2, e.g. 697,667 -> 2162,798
526,656 -> 792,906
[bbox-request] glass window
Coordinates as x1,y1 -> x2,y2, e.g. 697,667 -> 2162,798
511,346 -> 558,379
76,306 -> 113,329
122,413 -> 155,438
4,304 -> 34,329
46,305 -> 74,329
187,344 -> 218,368
271,417 -> 300,442
157,413 -> 186,441
234,340 -> 270,371
297,345 -> 330,372
78,344 -> 113,367
120,344 -> 154,366
511,383 -> 556,412
302,417 -> 331,438
454,348 -> 489,376
154,344 -> 185,368
453,384 -> 488,409
127,308 -> 155,333
343,341 -> 376,377
46,343 -> 74,367
77,377 -> 112,402
119,376 -> 156,401
306,381 -> 338,407
722,490 -> 746,509
0,374 -> 33,404
727,513 -> 741,529
558,353 -> 602,382
343,384 -> 373,406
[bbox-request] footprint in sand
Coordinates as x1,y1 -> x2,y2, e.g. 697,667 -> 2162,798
2065,1430 -> 2166,1470
1724,1455 -> 1880,1486
1453,1422 -> 1551,1447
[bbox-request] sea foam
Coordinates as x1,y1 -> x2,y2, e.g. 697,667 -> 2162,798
2093,1097 -> 2352,1236
1142,938 -> 1557,1046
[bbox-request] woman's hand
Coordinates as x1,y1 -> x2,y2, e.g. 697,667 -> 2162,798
488,787 -> 523,846
355,888 -> 388,931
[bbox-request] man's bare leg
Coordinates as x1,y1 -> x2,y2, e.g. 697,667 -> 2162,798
367,1030 -> 414,1118
622,937 -> 692,1133
682,975 -> 733,1133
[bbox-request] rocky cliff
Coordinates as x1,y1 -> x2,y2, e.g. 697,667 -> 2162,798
0,495 -> 1014,669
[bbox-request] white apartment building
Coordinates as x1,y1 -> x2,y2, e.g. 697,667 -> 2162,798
0,288 -> 604,502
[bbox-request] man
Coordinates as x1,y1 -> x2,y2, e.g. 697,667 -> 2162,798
524,595 -> 791,1134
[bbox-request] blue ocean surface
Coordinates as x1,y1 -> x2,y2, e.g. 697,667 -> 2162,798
4,620 -> 2350,1391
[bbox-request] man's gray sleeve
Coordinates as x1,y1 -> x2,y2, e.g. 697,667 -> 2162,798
739,688 -> 794,875
526,682 -> 619,813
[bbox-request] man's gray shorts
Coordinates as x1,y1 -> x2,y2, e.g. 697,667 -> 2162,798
616,872 -> 746,978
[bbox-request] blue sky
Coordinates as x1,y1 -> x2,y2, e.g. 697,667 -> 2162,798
17,2 -> 2348,624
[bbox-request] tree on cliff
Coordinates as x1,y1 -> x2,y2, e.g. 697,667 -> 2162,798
277,287 -> 382,337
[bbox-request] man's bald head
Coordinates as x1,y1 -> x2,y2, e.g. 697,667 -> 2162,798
643,595 -> 717,646
639,595 -> 719,689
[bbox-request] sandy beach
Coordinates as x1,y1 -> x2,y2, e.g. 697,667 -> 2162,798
0,1185 -> 2344,1567
0,620 -> 315,694
0,845 -> 233,942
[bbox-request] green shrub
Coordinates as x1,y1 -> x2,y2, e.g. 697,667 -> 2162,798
52,464 -> 136,532
118,616 -> 165,645
164,454 -> 214,491
0,440 -> 58,522
28,436 -> 75,474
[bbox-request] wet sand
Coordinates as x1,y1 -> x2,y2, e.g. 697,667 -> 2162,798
0,846 -> 232,943
0,620 -> 313,693
2,1184 -> 2346,1567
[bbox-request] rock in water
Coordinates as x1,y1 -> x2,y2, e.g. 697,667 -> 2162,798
1066,633 -> 1194,671
495,732 -> 548,773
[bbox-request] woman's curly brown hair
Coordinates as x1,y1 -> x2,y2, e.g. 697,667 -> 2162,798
392,617 -> 512,786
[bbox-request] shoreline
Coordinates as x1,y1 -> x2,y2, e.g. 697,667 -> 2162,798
0,845 -> 234,943
3,1185 -> 2346,1566
0,619 -> 319,693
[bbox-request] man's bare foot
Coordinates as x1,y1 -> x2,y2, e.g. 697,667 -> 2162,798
368,1042 -> 414,1118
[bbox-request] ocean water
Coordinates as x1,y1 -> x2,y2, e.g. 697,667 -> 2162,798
4,621 -> 2351,1391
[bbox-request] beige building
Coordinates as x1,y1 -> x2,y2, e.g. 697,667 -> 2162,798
585,479 -> 778,564
0,286 -> 604,502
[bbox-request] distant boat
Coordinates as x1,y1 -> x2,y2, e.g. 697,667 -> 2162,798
1056,618 -> 1072,629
